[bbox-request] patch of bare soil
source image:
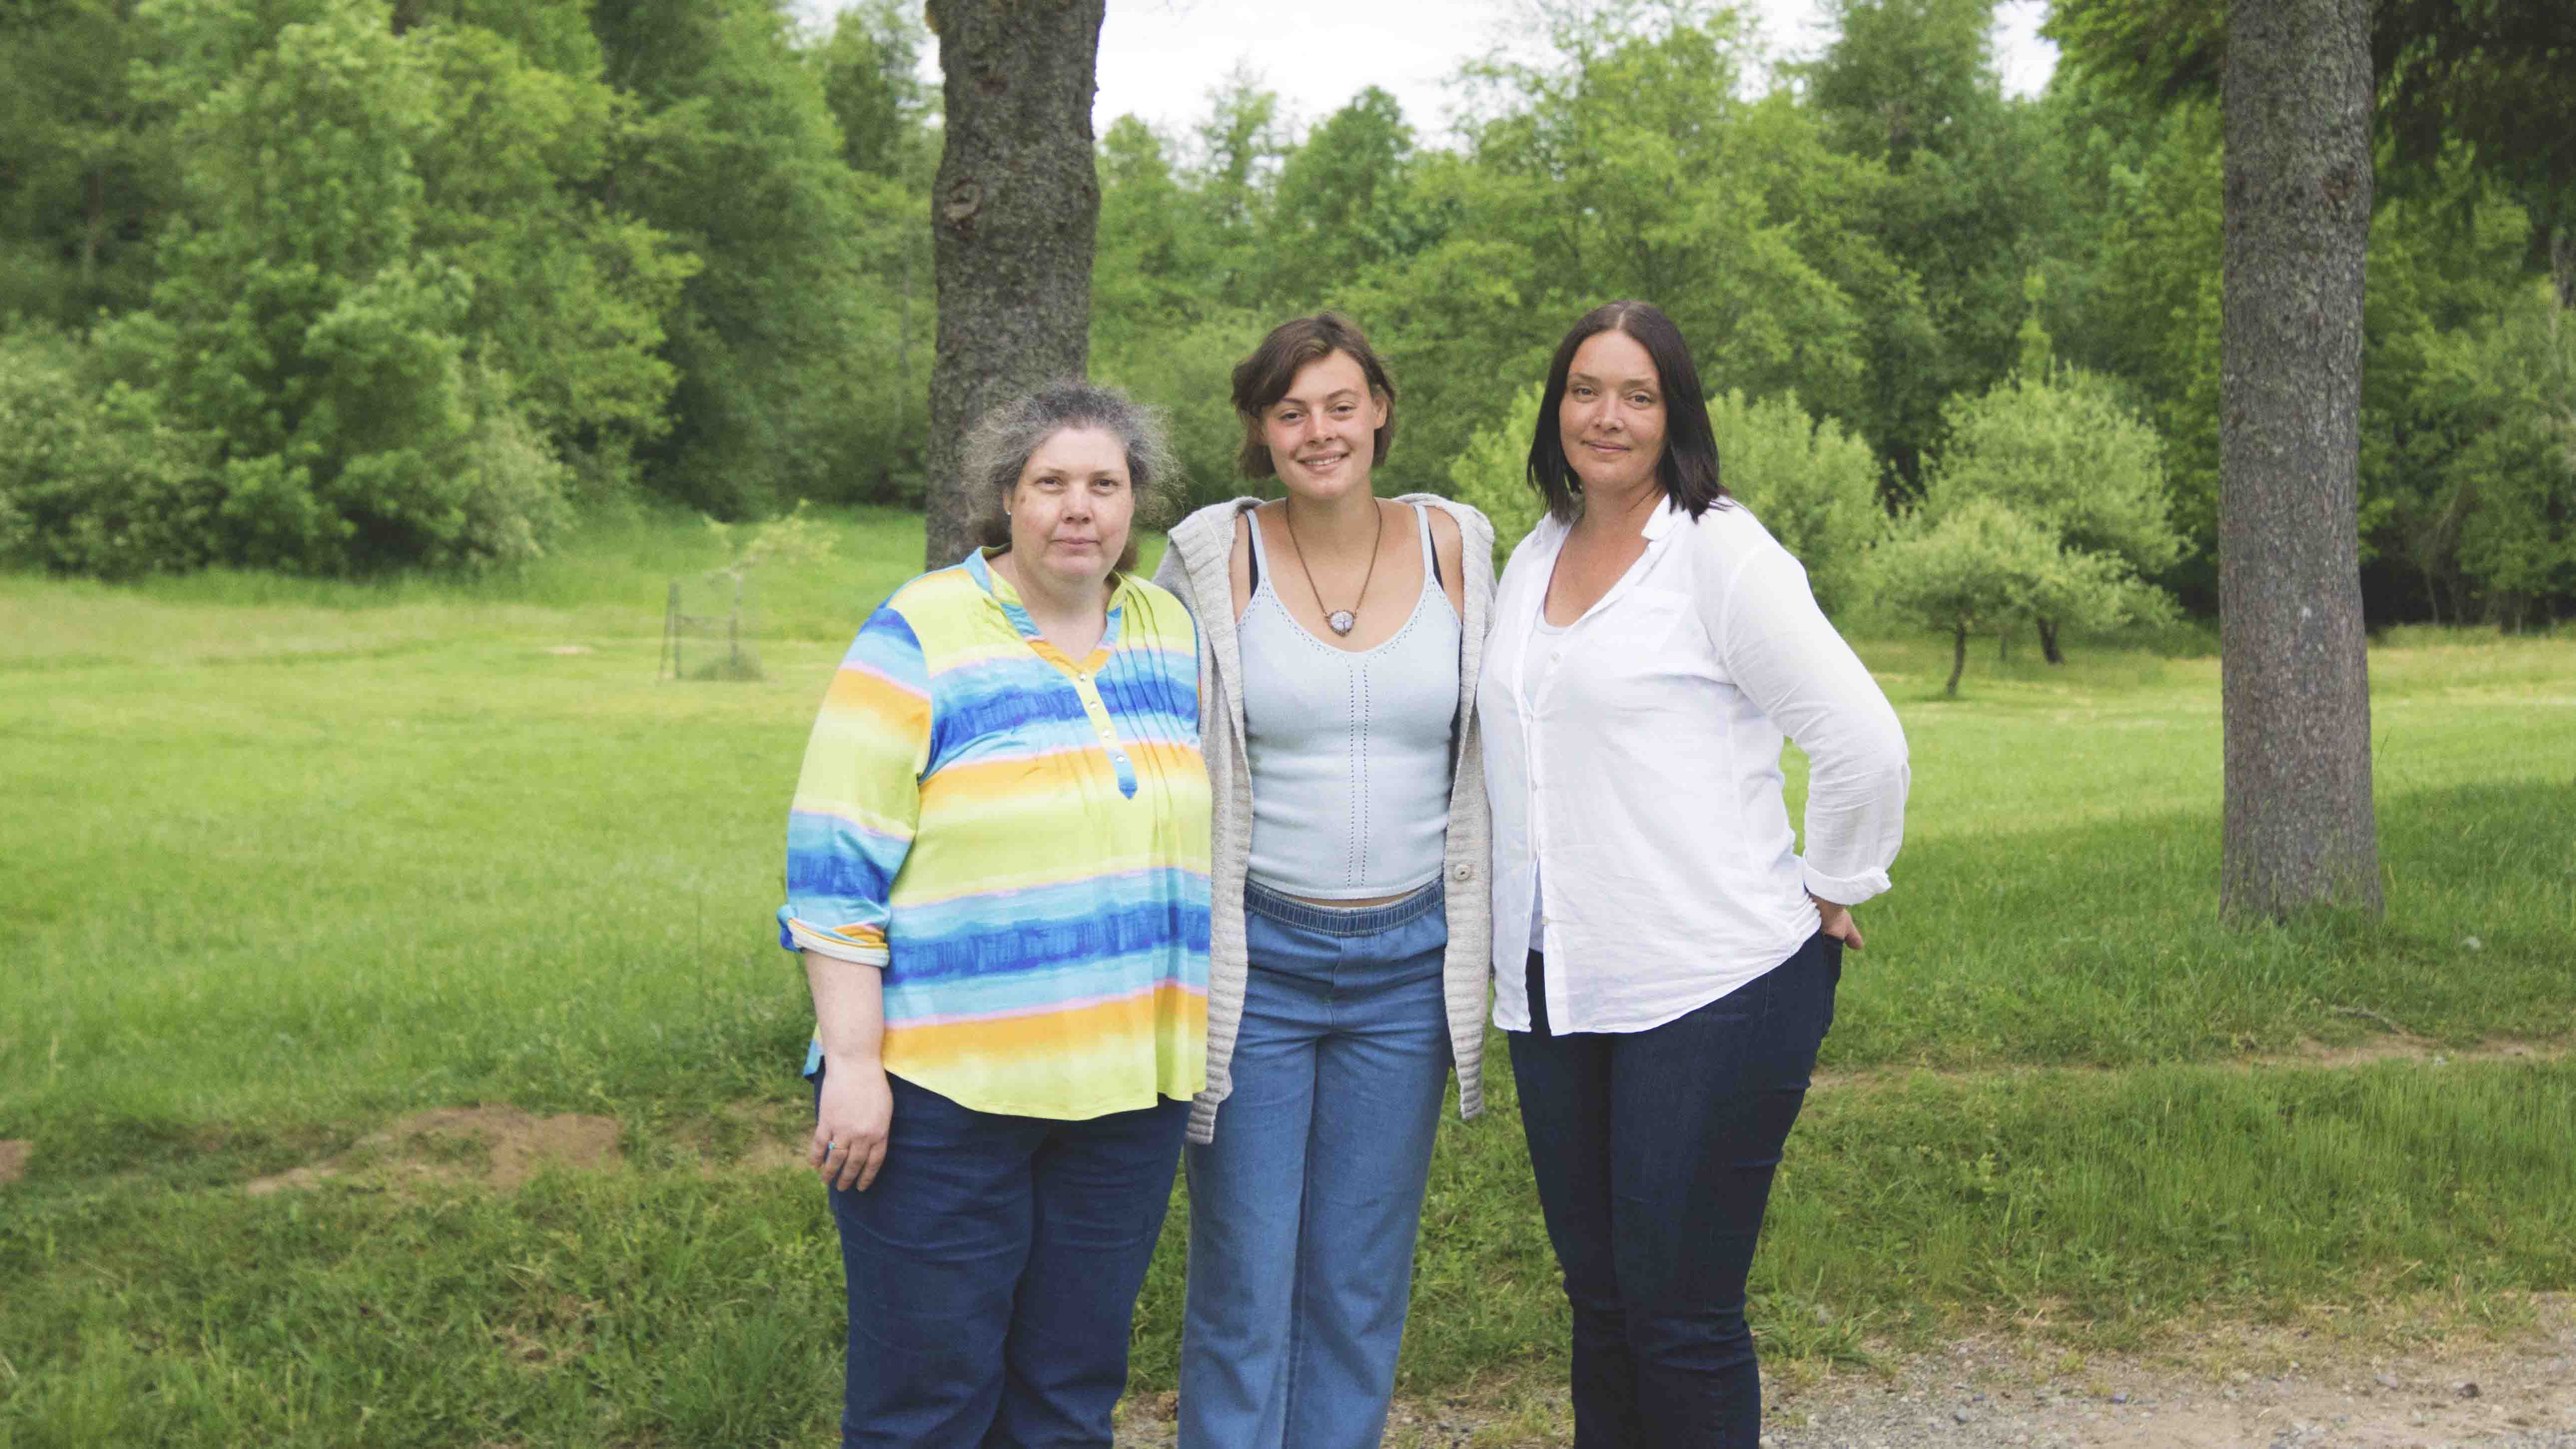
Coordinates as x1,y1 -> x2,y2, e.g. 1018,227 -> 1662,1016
1809,1037 -> 2568,1096
0,1138 -> 29,1185
244,1106 -> 621,1196
2276,1035 -> 2565,1072
699,1099 -> 814,1177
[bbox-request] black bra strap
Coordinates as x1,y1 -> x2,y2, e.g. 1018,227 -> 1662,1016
1242,511 -> 1258,594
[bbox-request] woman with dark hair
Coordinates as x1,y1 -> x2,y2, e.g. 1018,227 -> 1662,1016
781,381 -> 1209,1449
1480,301 -> 1910,1447
1150,313 -> 1495,1449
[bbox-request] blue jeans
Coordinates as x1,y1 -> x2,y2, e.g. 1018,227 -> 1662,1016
818,1065 -> 1188,1449
1506,933 -> 1842,1449
1178,878 -> 1452,1449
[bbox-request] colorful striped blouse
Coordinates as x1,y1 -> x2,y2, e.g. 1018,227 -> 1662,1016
779,548 -> 1211,1121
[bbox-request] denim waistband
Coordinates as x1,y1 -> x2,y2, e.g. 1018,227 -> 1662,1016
1243,876 -> 1444,936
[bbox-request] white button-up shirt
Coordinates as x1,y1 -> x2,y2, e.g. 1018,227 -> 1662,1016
1480,497 -> 1910,1035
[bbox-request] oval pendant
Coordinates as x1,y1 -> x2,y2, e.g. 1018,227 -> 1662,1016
1327,610 -> 1357,636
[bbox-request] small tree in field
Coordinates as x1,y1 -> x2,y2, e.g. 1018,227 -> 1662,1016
1870,496 -> 2159,696
1924,367 -> 2182,662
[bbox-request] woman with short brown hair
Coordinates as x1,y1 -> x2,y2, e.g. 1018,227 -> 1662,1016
1151,314 -> 1495,1449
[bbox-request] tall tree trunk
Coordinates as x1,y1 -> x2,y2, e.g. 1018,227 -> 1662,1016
921,0 -> 1105,569
2036,616 -> 2064,665
2218,0 -> 2382,921
1947,622 -> 1967,697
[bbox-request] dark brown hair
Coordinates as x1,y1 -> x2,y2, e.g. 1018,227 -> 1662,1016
1230,313 -> 1398,478
1526,300 -> 1728,525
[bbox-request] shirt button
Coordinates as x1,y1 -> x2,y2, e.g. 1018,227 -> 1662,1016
1451,862 -> 1475,881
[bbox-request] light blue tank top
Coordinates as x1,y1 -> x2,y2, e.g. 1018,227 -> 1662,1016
1240,503 -> 1462,899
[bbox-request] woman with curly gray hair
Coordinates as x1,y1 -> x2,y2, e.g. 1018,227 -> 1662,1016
780,380 -> 1211,1448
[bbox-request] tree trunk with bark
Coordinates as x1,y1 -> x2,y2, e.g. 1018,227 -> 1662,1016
2218,0 -> 2383,921
2036,616 -> 2064,665
920,0 -> 1106,569
1947,622 -> 1968,697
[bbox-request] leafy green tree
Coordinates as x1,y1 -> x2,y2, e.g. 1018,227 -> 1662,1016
0,0 -> 183,325
1923,367 -> 2182,660
1265,86 -> 1428,311
1807,0 -> 2065,486
591,0 -> 877,515
1868,495 -> 2154,695
1361,1 -> 1889,497
1090,114 -> 1267,509
1707,388 -> 1888,618
2414,279 -> 2576,629
99,0 -> 572,573
807,0 -> 930,180
406,15 -> 695,486
805,1 -> 936,503
1187,66 -> 1287,306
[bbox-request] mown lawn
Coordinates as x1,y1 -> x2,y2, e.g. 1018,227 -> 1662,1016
3,509 -> 2571,1447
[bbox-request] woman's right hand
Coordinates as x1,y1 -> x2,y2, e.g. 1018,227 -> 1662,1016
1809,893 -> 1864,951
813,1061 -> 893,1192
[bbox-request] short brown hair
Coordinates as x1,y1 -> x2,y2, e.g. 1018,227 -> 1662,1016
1230,313 -> 1398,479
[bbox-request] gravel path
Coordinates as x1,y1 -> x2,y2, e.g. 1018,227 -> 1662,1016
1753,1322 -> 2576,1449
1117,1302 -> 2576,1448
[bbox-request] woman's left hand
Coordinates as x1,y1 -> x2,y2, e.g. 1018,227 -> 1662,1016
1809,893 -> 1863,951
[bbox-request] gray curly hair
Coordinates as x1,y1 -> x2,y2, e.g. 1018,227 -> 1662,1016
962,382 -> 1184,573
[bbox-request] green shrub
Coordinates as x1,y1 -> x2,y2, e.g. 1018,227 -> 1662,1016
1707,388 -> 1888,618
0,330 -> 214,579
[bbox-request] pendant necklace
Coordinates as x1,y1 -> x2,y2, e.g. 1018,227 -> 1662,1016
1284,501 -> 1383,637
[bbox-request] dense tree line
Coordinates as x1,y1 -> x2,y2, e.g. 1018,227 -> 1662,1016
1,0 -> 2567,631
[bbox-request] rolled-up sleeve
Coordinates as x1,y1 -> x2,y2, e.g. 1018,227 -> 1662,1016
777,606 -> 932,967
1700,539 -> 1910,907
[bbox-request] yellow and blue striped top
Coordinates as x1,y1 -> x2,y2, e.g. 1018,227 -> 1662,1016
779,549 -> 1211,1120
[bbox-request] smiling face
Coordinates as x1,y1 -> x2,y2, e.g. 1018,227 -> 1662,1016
1005,425 -> 1134,593
1261,350 -> 1388,504
1557,327 -> 1669,499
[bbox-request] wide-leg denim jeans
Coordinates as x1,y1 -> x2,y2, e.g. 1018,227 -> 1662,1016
1178,878 -> 1452,1449
819,1065 -> 1188,1449
1506,931 -> 1843,1449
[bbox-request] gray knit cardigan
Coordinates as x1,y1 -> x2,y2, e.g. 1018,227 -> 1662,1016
1152,494 -> 1496,1145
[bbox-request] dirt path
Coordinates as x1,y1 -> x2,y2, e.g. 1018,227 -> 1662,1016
1752,1314 -> 2576,1449
1113,1304 -> 2576,1448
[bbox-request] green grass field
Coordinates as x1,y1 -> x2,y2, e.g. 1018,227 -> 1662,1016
4,508 -> 2572,1447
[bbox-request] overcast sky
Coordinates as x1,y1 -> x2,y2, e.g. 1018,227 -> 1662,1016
792,0 -> 2058,144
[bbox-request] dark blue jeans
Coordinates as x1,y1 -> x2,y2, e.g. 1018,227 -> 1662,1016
1505,933 -> 1842,1449
818,1066 -> 1189,1448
